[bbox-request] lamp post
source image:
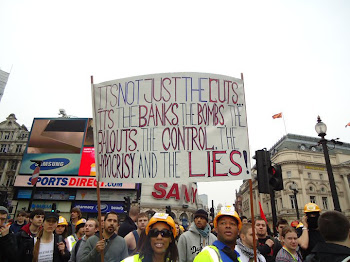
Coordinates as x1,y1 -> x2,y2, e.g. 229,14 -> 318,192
315,116 -> 341,212
290,182 -> 300,220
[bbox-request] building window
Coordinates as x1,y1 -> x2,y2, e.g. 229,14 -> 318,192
0,160 -> 5,169
319,174 -> 323,180
0,144 -> 8,153
287,171 -> 292,178
290,195 -> 296,209
266,202 -> 269,213
307,172 -> 312,179
10,160 -> 17,170
6,176 -> 15,187
15,144 -> 22,153
321,187 -> 325,193
3,132 -> 10,140
322,197 -> 328,210
310,196 -> 316,203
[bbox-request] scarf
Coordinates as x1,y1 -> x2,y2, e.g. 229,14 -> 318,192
236,238 -> 263,262
197,224 -> 211,238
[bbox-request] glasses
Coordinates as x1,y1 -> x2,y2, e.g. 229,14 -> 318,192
149,229 -> 172,238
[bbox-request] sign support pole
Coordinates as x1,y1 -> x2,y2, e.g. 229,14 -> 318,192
91,75 -> 104,262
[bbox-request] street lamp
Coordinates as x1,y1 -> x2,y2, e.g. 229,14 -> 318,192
315,116 -> 341,212
290,182 -> 300,220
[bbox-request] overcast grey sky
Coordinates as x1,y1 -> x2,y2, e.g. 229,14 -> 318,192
1,0 -> 349,207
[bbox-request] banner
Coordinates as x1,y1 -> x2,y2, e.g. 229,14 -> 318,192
92,72 -> 251,183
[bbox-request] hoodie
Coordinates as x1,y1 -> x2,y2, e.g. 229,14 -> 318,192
177,222 -> 217,262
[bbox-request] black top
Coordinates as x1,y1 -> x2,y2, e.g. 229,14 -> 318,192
257,236 -> 279,262
306,242 -> 350,262
118,215 -> 137,238
297,227 -> 325,259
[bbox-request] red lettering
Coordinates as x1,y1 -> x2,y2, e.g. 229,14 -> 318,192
152,183 -> 167,199
166,183 -> 180,200
182,184 -> 190,203
87,178 -> 93,187
229,150 -> 242,176
213,151 -> 227,176
188,152 -> 205,177
69,178 -> 76,186
191,187 -> 197,204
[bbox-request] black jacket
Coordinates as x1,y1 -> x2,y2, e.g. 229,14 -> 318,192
0,231 -> 19,262
17,225 -> 70,262
118,215 -> 137,238
306,242 -> 350,262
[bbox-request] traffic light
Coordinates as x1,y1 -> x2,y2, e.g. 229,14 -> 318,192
51,203 -> 57,212
210,207 -> 215,219
166,205 -> 171,214
268,164 -> 283,191
255,150 -> 271,193
123,196 -> 131,213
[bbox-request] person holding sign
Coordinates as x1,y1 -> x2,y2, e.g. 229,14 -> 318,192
122,212 -> 178,262
80,211 -> 128,262
194,206 -> 242,262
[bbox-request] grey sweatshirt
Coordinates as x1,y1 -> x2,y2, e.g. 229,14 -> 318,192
177,222 -> 217,262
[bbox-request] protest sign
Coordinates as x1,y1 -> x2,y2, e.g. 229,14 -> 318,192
92,72 -> 251,183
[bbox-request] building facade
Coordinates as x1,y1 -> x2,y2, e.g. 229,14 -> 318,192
236,133 -> 350,224
0,114 -> 29,212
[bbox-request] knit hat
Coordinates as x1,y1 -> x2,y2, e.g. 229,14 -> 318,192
194,209 -> 208,221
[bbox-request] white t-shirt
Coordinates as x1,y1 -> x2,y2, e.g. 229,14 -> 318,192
34,235 -> 54,262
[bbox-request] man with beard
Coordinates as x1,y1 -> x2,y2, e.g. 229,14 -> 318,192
194,206 -> 242,262
255,218 -> 279,262
178,209 -> 217,262
236,223 -> 266,262
80,211 -> 128,262
297,203 -> 325,259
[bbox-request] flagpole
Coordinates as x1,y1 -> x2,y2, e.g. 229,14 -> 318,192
282,114 -> 287,135
91,75 -> 104,262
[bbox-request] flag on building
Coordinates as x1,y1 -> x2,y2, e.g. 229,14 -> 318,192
346,122 -> 350,128
31,166 -> 41,185
0,69 -> 10,102
272,112 -> 282,119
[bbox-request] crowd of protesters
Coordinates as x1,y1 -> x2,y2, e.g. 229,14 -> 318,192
0,202 -> 349,262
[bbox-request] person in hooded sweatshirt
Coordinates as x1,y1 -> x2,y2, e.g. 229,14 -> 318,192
177,209 -> 217,262
305,211 -> 350,262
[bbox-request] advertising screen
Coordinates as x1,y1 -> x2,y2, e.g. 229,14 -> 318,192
19,118 -> 89,175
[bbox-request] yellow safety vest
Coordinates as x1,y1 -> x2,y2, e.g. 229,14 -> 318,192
194,245 -> 242,262
122,254 -> 172,262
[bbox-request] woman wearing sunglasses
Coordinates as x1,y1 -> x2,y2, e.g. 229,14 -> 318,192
122,213 -> 178,262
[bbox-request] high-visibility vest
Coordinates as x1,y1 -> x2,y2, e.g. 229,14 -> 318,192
194,245 -> 242,262
66,235 -> 77,252
122,254 -> 172,262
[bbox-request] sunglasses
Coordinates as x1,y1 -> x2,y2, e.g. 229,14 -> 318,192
149,229 -> 172,238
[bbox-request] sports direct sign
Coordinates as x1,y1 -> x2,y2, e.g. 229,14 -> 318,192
14,175 -> 136,189
92,72 -> 251,183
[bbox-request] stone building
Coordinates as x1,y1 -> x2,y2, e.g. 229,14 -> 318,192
236,133 -> 350,224
0,114 -> 29,211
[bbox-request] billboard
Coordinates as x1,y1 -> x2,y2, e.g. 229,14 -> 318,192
19,118 -> 89,175
0,69 -> 10,102
92,72 -> 251,183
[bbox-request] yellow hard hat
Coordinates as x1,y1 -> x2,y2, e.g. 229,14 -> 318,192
75,218 -> 86,230
145,213 -> 177,238
214,206 -> 242,230
304,203 -> 321,213
58,216 -> 68,226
